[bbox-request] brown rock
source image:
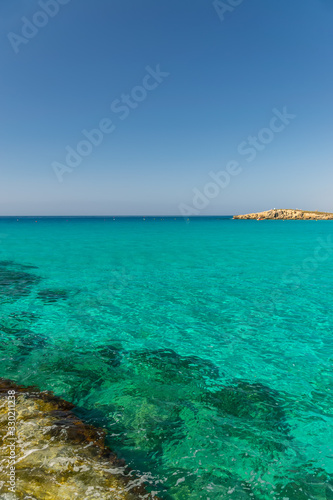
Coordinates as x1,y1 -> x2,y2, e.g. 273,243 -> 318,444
0,378 -> 157,499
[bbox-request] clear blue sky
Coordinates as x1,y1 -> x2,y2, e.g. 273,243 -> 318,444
1,0 -> 332,215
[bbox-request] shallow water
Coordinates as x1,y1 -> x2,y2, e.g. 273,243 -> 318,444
0,217 -> 333,499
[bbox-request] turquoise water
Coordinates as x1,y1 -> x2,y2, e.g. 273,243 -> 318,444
1,217 -> 333,499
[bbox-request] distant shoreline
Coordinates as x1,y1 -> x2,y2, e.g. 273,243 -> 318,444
0,215 -> 234,219
0,212 -> 332,220
234,209 -> 333,220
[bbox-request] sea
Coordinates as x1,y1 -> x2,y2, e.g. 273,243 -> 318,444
0,216 -> 332,499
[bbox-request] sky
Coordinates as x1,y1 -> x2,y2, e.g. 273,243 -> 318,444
0,0 -> 332,216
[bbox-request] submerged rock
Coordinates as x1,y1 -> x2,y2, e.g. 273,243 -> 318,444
0,378 -> 157,499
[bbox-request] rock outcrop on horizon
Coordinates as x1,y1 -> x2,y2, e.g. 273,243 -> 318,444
233,209 -> 333,220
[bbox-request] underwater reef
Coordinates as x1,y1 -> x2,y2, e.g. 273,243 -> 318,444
0,259 -> 332,498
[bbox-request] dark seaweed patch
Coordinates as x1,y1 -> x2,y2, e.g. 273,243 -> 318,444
131,348 -> 219,384
0,260 -> 38,270
102,349 -> 221,458
0,267 -> 41,302
37,289 -> 69,304
203,380 -> 291,455
0,260 -> 15,266
1,311 -> 39,330
96,344 -> 122,367
122,350 -> 292,472
38,350 -> 116,403
205,381 -> 288,427
18,331 -> 48,351
0,323 -> 47,354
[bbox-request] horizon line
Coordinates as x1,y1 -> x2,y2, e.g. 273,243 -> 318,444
0,214 -> 235,218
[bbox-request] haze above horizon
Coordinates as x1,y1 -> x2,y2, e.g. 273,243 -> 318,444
1,0 -> 332,215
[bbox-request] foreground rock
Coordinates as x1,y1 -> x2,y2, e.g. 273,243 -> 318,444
234,208 -> 333,220
0,378 -> 156,499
